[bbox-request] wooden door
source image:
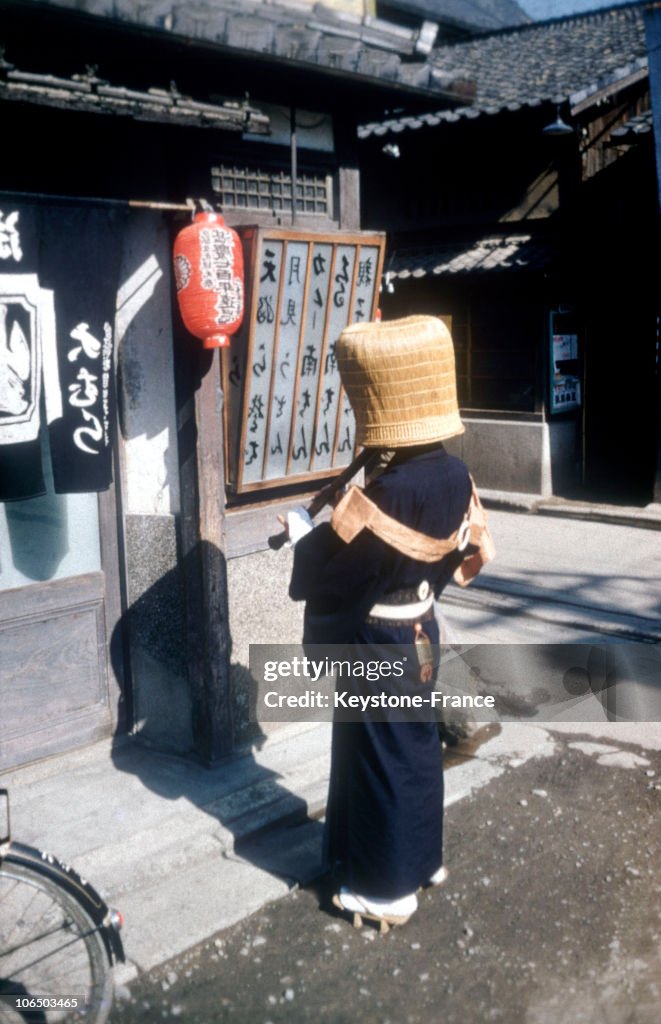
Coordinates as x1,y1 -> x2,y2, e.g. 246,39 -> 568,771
0,477 -> 124,770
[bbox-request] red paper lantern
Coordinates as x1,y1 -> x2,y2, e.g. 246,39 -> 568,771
173,212 -> 244,348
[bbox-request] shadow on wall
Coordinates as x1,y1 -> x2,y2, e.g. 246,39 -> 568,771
110,540 -> 268,758
109,538 -> 325,884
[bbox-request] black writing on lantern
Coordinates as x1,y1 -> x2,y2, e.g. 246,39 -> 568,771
279,353 -> 291,379
199,228 -> 242,322
312,253 -> 327,276
275,395 -> 287,418
354,297 -> 366,320
260,248 -> 277,283
214,279 -> 243,325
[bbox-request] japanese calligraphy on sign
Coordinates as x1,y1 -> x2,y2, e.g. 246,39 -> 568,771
0,210 -> 22,262
66,321 -> 113,456
223,228 -> 384,493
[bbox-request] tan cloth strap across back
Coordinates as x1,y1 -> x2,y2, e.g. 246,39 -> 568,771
331,486 -> 461,562
330,480 -> 495,587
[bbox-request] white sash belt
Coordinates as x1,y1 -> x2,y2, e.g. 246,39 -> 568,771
368,594 -> 434,620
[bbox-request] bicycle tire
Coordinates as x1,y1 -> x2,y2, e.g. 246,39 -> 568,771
0,861 -> 114,1024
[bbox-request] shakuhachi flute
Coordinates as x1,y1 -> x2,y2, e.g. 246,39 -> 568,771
268,447 -> 383,550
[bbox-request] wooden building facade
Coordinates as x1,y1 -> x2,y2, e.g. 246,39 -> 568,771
358,2 -> 659,504
0,0 -> 472,770
0,0 -> 658,774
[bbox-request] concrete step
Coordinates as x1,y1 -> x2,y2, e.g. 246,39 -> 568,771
1,723 -> 331,889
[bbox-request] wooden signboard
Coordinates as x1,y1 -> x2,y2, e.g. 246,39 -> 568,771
222,227 -> 385,494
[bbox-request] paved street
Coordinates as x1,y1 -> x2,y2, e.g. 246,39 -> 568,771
442,508 -> 661,645
3,507 -> 659,1024
110,721 -> 661,1024
105,510 -> 660,1023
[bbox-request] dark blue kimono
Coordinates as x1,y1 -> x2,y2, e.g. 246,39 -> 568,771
290,444 -> 472,899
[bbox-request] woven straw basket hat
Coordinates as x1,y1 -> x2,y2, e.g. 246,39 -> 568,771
336,315 -> 464,448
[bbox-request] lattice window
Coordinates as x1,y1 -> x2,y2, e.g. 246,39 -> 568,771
211,165 -> 332,216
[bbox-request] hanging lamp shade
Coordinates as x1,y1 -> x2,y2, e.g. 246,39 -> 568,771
173,212 -> 244,348
542,104 -> 574,136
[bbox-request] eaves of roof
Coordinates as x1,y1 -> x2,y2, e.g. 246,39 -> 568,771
359,2 -> 649,139
19,0 -> 467,101
384,0 -> 531,33
0,62 -> 271,132
385,233 -> 554,279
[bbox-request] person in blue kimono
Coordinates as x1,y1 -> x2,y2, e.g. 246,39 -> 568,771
287,316 -> 478,932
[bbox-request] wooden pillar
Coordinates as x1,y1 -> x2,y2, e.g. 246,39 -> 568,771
333,113 -> 361,230
178,347 -> 233,764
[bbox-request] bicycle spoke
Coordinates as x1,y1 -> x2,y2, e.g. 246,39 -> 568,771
0,864 -> 113,1024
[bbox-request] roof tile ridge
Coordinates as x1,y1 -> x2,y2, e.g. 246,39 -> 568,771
430,0 -> 647,51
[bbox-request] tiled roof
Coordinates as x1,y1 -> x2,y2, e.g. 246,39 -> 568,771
26,0 -> 467,99
385,234 -> 554,279
391,0 -> 530,33
359,2 -> 649,137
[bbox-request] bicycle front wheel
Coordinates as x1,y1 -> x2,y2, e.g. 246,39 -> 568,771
0,861 -> 113,1024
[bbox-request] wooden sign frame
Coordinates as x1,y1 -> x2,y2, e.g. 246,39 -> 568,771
222,227 -> 385,494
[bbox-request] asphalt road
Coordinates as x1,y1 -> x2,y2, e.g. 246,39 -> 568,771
109,724 -> 661,1024
440,510 -> 661,645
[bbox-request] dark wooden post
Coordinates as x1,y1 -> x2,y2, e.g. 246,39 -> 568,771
333,113 -> 361,230
290,106 -> 298,227
178,347 -> 233,764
